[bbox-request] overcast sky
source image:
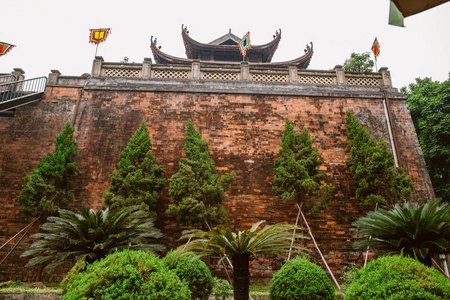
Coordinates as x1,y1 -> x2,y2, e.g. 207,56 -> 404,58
2,0 -> 449,89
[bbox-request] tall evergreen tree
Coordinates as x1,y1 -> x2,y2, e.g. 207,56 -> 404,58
167,120 -> 234,228
18,122 -> 78,216
273,118 -> 334,215
104,120 -> 165,217
345,110 -> 413,206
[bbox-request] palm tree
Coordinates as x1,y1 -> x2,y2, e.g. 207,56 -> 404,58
22,206 -> 164,270
180,221 -> 307,300
353,199 -> 450,266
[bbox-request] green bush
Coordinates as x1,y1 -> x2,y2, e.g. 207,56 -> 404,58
162,250 -> 214,300
211,278 -> 233,299
62,249 -> 191,300
344,255 -> 450,300
60,258 -> 87,292
270,257 -> 335,300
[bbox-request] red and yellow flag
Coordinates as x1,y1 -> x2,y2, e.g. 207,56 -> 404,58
371,37 -> 380,58
89,28 -> 111,45
0,42 -> 16,56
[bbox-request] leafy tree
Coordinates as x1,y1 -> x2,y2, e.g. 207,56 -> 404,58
273,118 -> 334,215
345,110 -> 413,206
18,122 -> 78,216
22,206 -> 164,270
104,119 -> 165,217
181,220 -> 307,300
352,199 -> 450,266
402,77 -> 450,202
167,119 -> 234,228
343,52 -> 374,73
344,255 -> 450,299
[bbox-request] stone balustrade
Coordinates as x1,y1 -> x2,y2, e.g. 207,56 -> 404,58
90,56 -> 392,88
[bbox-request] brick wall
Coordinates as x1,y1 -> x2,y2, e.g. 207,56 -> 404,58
0,84 -> 434,283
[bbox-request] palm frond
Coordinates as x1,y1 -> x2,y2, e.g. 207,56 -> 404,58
180,221 -> 308,262
353,199 -> 450,264
22,206 -> 164,270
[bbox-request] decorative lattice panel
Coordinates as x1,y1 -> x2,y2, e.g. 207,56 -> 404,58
202,71 -> 239,81
103,68 -> 140,78
347,77 -> 381,86
297,75 -> 336,85
153,69 -> 189,79
251,73 -> 287,82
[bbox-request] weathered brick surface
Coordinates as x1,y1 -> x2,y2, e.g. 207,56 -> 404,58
0,86 -> 434,282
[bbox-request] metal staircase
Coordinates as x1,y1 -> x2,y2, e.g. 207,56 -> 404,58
0,75 -> 47,116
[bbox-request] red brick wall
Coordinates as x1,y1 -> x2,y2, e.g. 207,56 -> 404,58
0,86 -> 434,282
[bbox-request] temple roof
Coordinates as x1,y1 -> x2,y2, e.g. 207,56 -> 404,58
150,25 -> 313,69
181,25 -> 281,63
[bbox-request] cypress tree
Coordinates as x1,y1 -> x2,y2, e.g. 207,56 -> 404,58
273,118 -> 334,215
18,121 -> 78,216
104,119 -> 165,217
345,110 -> 413,206
167,119 -> 234,228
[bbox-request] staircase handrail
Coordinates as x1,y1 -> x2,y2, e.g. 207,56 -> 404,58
0,76 -> 47,104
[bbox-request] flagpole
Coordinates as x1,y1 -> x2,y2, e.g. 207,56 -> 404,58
95,44 -> 99,57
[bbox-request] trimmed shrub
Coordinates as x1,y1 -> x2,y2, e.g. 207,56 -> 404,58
60,257 -> 87,292
270,257 -> 335,300
62,249 -> 191,300
344,255 -> 450,300
211,278 -> 233,299
162,250 -> 214,300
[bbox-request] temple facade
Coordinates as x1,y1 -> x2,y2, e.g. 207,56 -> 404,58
0,27 -> 434,283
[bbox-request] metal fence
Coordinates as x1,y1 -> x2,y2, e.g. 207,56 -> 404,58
0,76 -> 47,104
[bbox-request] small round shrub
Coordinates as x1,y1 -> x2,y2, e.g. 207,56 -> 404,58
162,249 -> 214,300
62,249 -> 191,300
344,255 -> 450,300
270,257 -> 335,300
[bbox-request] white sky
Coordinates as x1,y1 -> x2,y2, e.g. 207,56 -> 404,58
2,0 -> 449,89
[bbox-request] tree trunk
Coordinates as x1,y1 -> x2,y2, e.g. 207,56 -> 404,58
232,253 -> 250,300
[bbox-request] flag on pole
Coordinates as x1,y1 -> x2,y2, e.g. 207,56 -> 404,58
371,37 -> 381,59
89,28 -> 111,45
239,32 -> 251,57
0,42 -> 16,56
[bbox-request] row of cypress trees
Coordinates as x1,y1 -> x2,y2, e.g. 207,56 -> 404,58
18,112 -> 413,224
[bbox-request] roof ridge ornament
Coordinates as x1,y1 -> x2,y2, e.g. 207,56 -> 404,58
274,29 -> 281,39
182,24 -> 189,35
151,36 -> 162,49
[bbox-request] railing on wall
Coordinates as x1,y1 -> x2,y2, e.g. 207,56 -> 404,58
0,76 -> 47,112
89,56 -> 392,88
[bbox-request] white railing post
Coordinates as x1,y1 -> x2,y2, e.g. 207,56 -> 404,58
289,65 -> 298,83
142,58 -> 152,79
334,65 -> 346,85
241,61 -> 249,81
91,56 -> 104,78
48,70 -> 61,85
191,60 -> 201,80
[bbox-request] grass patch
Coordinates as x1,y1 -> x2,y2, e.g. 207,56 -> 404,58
250,285 -> 270,296
0,287 -> 63,294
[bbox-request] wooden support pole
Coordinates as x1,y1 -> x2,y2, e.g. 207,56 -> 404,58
0,216 -> 41,267
298,204 -> 344,298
